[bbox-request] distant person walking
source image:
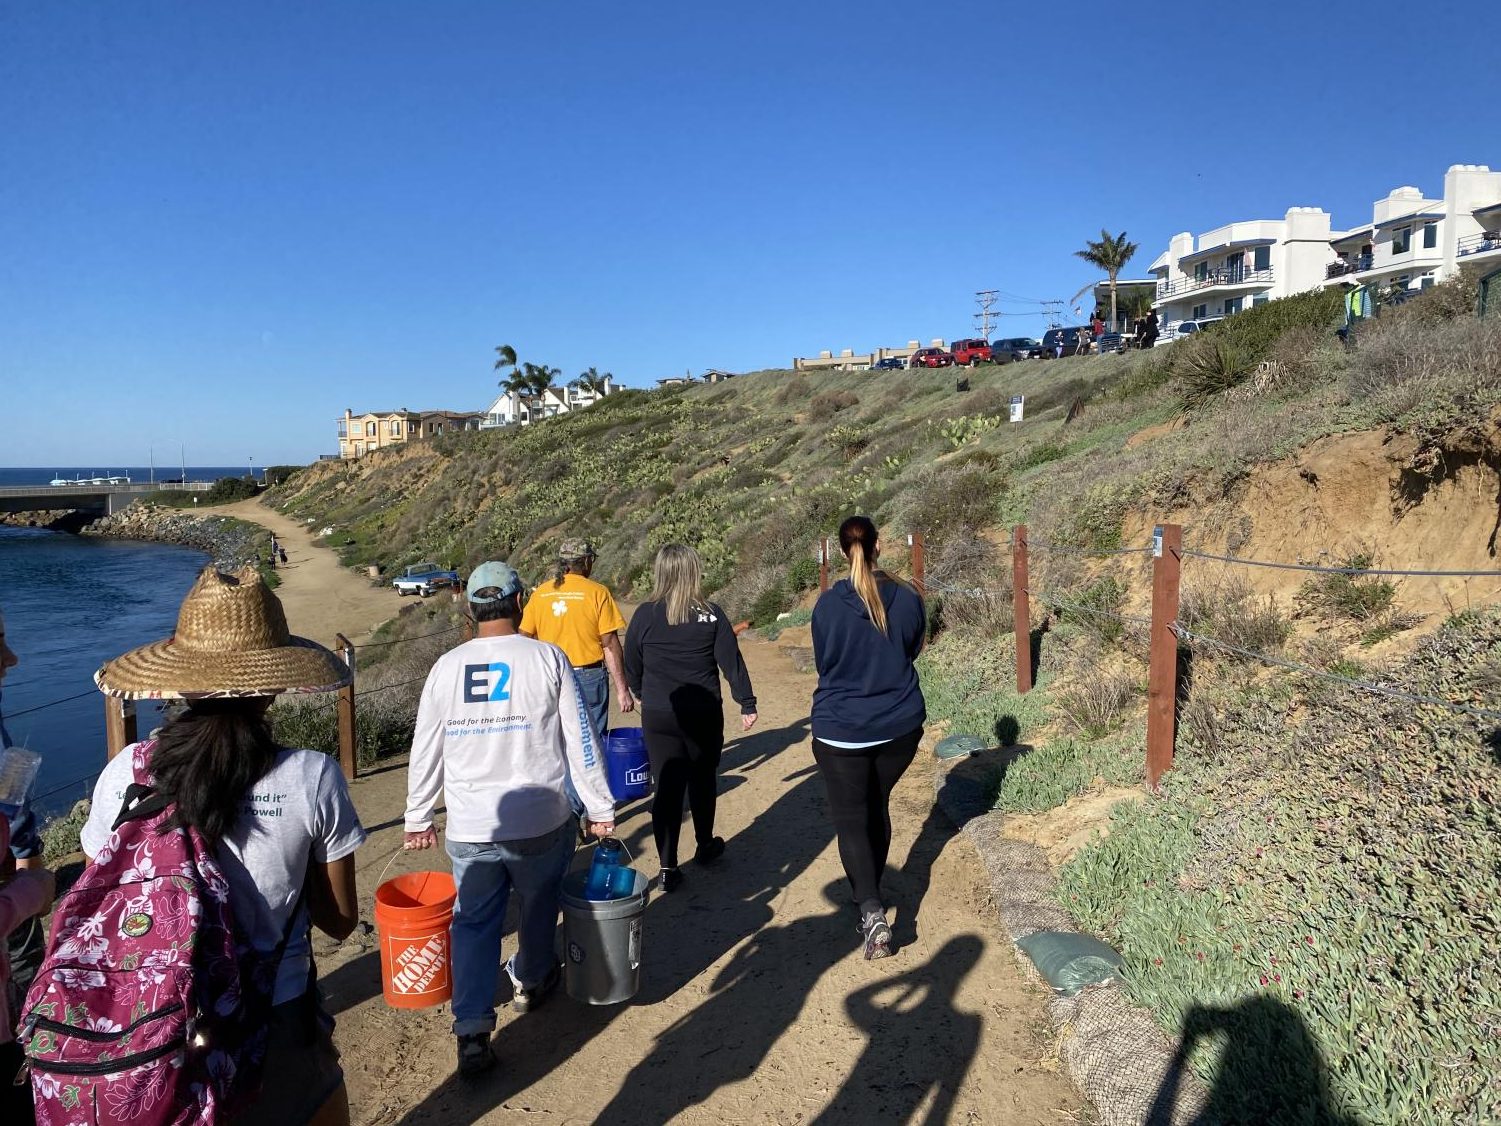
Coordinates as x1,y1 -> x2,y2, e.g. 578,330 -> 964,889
521,540 -> 634,813
1141,308 -> 1160,349
405,562 -> 616,1078
623,545 -> 757,892
811,516 -> 926,960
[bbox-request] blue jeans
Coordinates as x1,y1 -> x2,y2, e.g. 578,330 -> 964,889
569,665 -> 610,818
446,820 -> 575,1036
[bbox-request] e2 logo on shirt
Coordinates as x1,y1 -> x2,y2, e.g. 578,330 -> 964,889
463,662 -> 512,703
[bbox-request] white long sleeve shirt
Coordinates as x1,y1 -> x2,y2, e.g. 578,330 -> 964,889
404,633 -> 615,842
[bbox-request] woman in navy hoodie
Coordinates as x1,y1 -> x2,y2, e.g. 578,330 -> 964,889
811,515 -> 926,959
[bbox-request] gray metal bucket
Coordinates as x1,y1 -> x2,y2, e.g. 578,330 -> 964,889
560,868 -> 649,1005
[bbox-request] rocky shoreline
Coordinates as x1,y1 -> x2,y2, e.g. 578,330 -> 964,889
83,501 -> 270,569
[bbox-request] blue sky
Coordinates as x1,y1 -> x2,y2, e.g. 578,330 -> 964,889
2,1 -> 1494,464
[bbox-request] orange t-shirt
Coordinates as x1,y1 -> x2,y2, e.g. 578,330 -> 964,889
520,572 -> 627,667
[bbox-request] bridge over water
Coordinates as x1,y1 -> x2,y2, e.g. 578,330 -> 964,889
0,481 -> 216,516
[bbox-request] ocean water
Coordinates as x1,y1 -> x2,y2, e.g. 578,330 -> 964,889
0,466 -> 257,487
0,526 -> 209,818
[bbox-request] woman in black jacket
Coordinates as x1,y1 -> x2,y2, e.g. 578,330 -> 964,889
624,544 -> 757,892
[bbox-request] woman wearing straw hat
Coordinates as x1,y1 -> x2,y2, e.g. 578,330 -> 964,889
77,566 -> 366,1125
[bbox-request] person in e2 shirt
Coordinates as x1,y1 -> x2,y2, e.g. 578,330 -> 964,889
404,561 -> 616,1079
623,544 -> 756,893
810,516 -> 926,961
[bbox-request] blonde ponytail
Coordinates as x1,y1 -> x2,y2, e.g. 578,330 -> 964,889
846,538 -> 887,634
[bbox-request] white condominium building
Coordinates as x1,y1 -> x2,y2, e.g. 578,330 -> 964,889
1324,164 -> 1501,292
1148,207 -> 1338,330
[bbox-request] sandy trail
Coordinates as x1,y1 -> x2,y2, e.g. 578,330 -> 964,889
217,498 -> 407,648
218,502 -> 1087,1122
312,635 -> 1085,1125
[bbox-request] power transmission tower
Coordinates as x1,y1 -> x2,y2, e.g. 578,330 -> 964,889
973,290 -> 999,339
1042,299 -> 1065,328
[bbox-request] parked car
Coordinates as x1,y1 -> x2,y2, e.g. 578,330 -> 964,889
392,561 -> 460,597
950,338 -> 993,366
1038,327 -> 1089,358
909,347 -> 955,368
1096,332 -> 1127,354
1155,316 -> 1224,346
991,336 -> 1040,363
869,357 -> 905,370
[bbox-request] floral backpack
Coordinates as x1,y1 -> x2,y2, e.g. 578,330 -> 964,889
21,741 -> 300,1125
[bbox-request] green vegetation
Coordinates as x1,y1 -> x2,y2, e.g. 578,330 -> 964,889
264,280 -> 1501,1121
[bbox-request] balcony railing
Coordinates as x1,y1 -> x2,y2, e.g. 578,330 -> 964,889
1326,255 -> 1374,279
1458,232 -> 1501,257
1156,267 -> 1274,300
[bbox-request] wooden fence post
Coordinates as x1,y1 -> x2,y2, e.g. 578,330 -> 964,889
1146,523 -> 1183,789
335,633 -> 357,782
908,531 -> 925,597
1012,525 -> 1032,694
104,697 -> 137,760
818,538 -> 829,592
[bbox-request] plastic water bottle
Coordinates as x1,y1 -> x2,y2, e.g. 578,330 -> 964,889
0,746 -> 41,822
584,838 -> 625,900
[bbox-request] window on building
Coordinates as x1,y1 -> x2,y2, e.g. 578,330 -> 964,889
1422,223 -> 1437,250
353,442 -> 363,457
1252,295 -> 1270,307
1392,226 -> 1411,255
1194,262 -> 1208,282
337,421 -> 347,437
1224,297 -> 1243,315
365,421 -> 376,437
390,420 -> 401,436
1420,274 -> 1435,289
1253,245 -> 1271,271
1192,303 -> 1208,319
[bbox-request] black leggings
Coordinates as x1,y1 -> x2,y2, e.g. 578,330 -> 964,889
643,707 -> 724,869
812,729 -> 922,908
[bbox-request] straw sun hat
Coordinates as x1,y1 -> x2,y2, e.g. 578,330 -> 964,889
95,565 -> 352,700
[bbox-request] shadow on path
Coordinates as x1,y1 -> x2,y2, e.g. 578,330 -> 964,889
810,935 -> 983,1124
1146,996 -> 1361,1126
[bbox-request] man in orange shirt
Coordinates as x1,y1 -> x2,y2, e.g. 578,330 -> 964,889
521,540 -> 635,792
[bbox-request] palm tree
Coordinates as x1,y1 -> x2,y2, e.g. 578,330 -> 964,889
499,370 -> 532,399
578,367 -> 611,396
523,362 -> 561,401
1075,230 -> 1139,331
494,344 -> 518,387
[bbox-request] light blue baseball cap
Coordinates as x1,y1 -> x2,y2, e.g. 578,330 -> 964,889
467,561 -> 525,604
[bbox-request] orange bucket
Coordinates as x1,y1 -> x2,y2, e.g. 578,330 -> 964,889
374,870 -> 457,1009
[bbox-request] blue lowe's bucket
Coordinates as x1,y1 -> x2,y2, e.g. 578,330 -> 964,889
604,728 -> 651,801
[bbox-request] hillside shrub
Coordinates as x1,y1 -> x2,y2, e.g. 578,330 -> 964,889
1295,553 -> 1397,622
773,376 -> 811,406
891,461 -> 1006,541
204,476 -> 258,503
808,390 -> 859,421
1056,576 -> 1128,644
1175,336 -> 1257,405
1179,576 -> 1292,656
1056,669 -> 1136,737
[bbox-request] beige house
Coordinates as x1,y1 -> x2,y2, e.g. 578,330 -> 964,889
337,408 -> 485,460
793,340 -> 931,372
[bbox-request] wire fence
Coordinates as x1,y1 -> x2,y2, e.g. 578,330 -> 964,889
1179,548 -> 1501,580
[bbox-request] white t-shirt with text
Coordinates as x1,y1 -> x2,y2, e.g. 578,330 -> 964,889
81,745 -> 366,1005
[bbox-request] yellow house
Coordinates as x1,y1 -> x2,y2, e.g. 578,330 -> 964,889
337,408 -> 485,460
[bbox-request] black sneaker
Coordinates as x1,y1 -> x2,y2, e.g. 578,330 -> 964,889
695,836 -> 726,865
456,1032 -> 496,1077
504,956 -> 561,1014
860,911 -> 893,961
659,867 -> 684,893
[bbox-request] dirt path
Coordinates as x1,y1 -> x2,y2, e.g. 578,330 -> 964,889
317,630 -> 1088,1125
217,498 -> 406,648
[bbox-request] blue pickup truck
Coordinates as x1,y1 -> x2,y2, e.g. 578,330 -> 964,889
391,561 -> 460,598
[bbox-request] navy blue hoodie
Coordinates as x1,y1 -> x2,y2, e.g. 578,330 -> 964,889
811,577 -> 926,744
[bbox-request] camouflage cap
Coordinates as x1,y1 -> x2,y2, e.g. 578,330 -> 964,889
558,538 -> 597,561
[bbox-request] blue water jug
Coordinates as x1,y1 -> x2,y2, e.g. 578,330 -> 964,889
584,838 -> 626,901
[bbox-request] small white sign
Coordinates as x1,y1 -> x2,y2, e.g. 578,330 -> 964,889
1009,395 -> 1025,423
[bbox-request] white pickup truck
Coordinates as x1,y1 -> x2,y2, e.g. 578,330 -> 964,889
391,562 -> 460,598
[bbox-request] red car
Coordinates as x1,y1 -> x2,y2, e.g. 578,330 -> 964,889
909,347 -> 955,368
950,338 -> 993,366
